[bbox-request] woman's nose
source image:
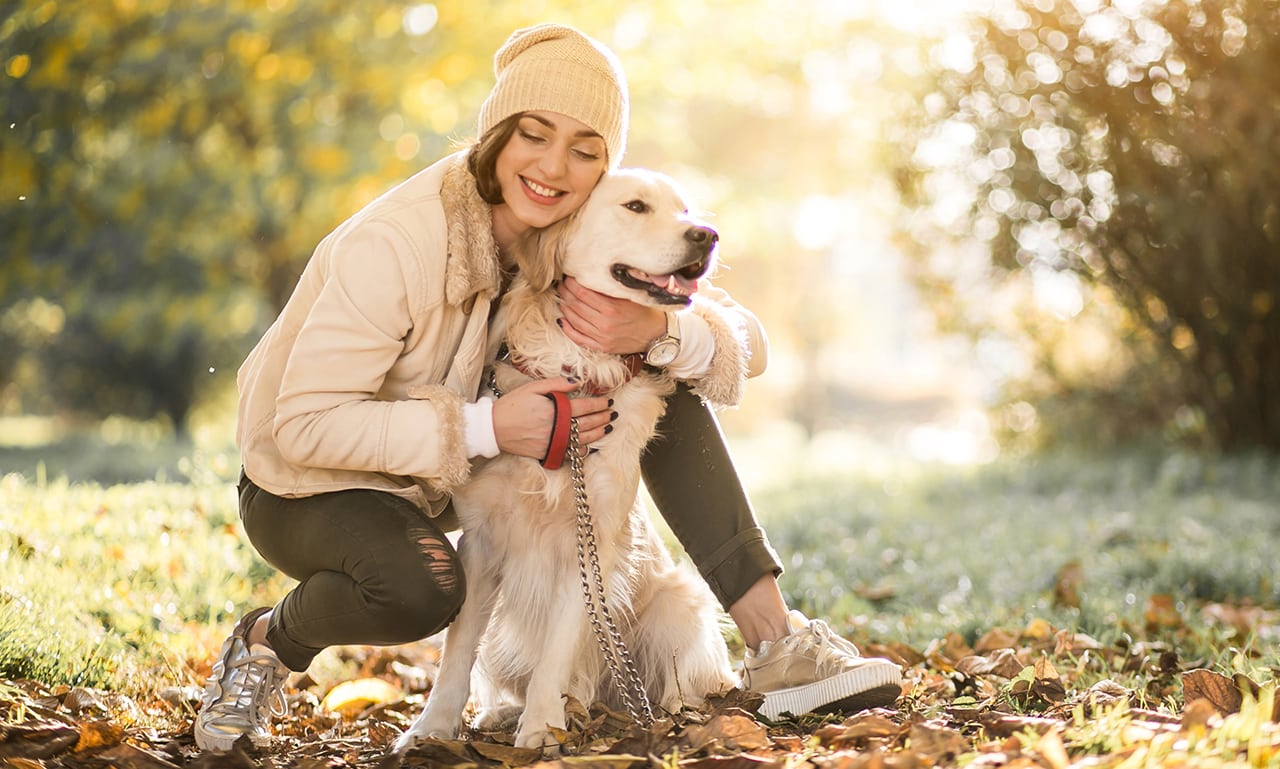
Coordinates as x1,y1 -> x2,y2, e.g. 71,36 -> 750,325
538,147 -> 568,178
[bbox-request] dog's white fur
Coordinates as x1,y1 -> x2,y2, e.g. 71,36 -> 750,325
395,169 -> 738,752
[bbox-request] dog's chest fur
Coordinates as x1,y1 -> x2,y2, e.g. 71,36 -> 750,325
452,279 -> 675,575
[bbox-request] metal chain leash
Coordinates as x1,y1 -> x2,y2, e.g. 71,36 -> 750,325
569,418 -> 655,726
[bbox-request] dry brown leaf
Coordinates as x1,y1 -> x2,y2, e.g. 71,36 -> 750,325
1053,629 -> 1103,656
1033,728 -> 1069,769
977,712 -> 1059,738
0,722 -> 80,760
987,648 -> 1028,680
63,687 -> 109,717
1052,562 -> 1084,609
1181,697 -> 1219,732
556,755 -> 647,768
1181,669 -> 1243,715
907,721 -> 966,758
704,714 -> 770,750
925,633 -> 975,671
1144,594 -> 1183,631
73,719 -> 124,752
468,740 -> 546,765
93,741 -> 183,768
973,628 -> 1019,654
679,754 -> 783,769
814,712 -> 901,750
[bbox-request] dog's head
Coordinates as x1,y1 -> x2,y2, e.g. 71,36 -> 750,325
515,168 -> 718,308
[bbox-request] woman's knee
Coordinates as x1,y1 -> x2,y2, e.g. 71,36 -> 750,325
364,525 -> 467,642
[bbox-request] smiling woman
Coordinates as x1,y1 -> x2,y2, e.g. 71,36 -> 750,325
191,19 -> 904,754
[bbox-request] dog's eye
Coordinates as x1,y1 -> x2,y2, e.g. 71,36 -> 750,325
623,200 -> 650,214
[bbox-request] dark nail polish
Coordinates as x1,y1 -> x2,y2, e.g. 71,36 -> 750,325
556,318 -> 563,327
607,399 -> 615,407
566,376 -> 579,384
604,424 -> 613,435
610,411 -> 618,421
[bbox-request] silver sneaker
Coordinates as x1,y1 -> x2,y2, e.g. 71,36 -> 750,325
743,610 -> 901,720
194,607 -> 291,751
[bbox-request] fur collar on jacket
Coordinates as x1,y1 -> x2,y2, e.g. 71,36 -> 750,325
440,153 -> 503,308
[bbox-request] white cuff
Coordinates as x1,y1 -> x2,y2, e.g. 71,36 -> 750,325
664,312 -> 715,380
462,397 -> 500,458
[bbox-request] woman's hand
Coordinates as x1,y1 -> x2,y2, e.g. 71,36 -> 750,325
558,277 -> 665,355
491,376 -> 616,459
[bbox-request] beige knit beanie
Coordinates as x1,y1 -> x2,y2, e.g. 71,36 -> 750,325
478,23 -> 629,168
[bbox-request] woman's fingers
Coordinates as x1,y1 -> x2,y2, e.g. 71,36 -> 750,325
492,377 -> 618,458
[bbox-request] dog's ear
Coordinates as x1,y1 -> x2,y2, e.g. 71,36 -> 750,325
513,216 -> 574,293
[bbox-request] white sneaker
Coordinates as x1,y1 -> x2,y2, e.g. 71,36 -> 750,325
743,610 -> 901,719
194,607 -> 291,751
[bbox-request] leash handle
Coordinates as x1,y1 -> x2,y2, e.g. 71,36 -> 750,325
540,391 -> 573,469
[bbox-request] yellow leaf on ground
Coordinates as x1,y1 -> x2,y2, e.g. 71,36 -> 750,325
319,677 -> 403,715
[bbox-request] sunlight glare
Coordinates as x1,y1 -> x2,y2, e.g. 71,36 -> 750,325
403,4 -> 438,37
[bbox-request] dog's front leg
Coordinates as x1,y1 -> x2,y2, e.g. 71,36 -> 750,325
395,534 -> 498,752
514,580 -> 585,751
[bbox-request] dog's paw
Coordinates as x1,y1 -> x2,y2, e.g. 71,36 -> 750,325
513,726 -> 561,753
473,704 -> 522,732
394,715 -> 462,753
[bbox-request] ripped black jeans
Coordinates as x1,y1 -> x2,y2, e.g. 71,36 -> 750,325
240,383 -> 781,672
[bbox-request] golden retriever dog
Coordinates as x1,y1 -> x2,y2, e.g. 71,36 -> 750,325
395,169 -> 739,753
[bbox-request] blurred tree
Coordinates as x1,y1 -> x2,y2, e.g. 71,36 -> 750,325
1,0 -> 471,432
894,0 -> 1280,451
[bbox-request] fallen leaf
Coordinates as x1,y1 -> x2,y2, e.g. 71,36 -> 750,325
907,722 -> 966,758
972,628 -> 1019,653
74,719 -> 124,752
93,742 -> 183,768
320,678 -> 404,716
1033,728 -> 1069,769
680,754 -> 783,769
1181,669 -> 1243,715
1021,618 -> 1056,642
0,723 -> 80,760
1052,561 -> 1084,609
1144,595 -> 1183,631
468,740 -> 546,765
704,714 -> 770,750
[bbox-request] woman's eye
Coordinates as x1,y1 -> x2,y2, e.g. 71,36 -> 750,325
573,149 -> 601,161
519,130 -> 546,143
623,200 -> 650,214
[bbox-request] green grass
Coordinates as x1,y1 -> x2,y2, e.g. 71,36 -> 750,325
756,449 -> 1280,660
0,452 -> 290,695
2,441 -> 1278,700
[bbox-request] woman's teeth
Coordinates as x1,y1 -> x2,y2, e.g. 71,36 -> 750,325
524,178 -> 563,197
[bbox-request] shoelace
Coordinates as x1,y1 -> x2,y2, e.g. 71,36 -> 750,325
208,652 -> 288,725
781,618 -> 864,673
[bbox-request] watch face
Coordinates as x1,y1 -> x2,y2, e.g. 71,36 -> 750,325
645,340 -> 679,366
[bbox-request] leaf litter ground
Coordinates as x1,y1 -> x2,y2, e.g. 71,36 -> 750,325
2,604 -> 1279,769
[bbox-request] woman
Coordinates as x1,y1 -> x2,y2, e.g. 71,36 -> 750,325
194,23 -> 900,753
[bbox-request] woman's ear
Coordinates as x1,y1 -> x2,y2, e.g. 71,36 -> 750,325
514,217 -> 574,293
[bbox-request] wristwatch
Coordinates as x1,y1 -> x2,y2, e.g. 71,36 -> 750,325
643,312 -> 682,367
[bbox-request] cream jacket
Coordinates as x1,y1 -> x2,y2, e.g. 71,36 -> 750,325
237,152 -> 767,517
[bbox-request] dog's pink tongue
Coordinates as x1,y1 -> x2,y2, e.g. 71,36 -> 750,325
653,272 -> 699,297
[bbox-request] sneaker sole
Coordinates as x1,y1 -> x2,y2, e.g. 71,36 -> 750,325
758,661 -> 902,720
195,727 -> 271,752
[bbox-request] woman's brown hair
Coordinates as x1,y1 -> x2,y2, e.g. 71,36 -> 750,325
466,115 -> 522,205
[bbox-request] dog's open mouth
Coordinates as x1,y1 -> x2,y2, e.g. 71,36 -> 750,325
611,261 -> 707,306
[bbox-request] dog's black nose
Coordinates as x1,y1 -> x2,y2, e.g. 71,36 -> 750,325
685,226 -> 718,248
